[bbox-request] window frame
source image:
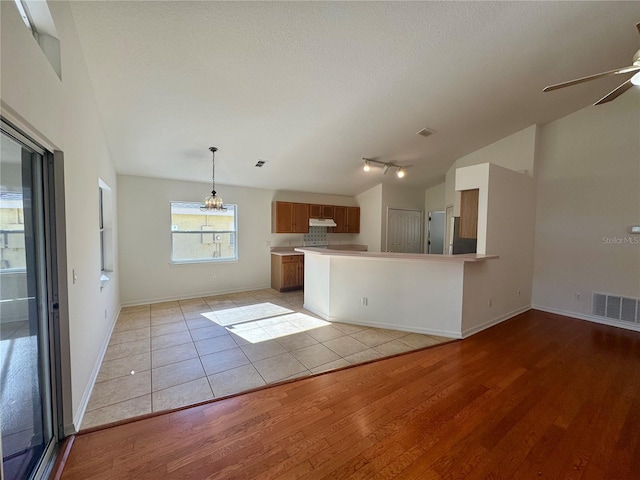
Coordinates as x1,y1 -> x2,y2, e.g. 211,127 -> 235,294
99,186 -> 104,272
170,202 -> 238,264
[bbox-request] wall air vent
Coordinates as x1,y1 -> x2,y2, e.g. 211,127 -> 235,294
255,160 -> 266,167
416,128 -> 436,138
592,293 -> 638,323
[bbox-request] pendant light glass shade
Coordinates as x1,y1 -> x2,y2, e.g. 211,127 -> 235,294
201,147 -> 226,211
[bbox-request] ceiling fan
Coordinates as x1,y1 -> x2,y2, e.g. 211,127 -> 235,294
543,23 -> 640,105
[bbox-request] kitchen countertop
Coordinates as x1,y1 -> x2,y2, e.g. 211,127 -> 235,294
294,247 -> 498,263
271,244 -> 368,256
270,250 -> 304,257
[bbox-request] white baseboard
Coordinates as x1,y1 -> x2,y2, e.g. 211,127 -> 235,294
461,305 -> 531,338
72,305 -> 121,432
532,304 -> 640,333
303,303 -> 462,339
302,303 -> 329,321
121,284 -> 271,307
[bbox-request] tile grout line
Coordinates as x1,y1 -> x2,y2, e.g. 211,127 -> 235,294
91,290 -> 447,427
192,297 -> 216,400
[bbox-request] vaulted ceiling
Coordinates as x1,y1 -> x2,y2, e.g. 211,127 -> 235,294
70,1 -> 640,196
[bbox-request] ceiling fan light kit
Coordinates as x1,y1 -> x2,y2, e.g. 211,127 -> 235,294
362,157 -> 405,179
543,22 -> 640,106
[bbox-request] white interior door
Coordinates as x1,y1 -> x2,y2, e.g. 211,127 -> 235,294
387,209 -> 423,253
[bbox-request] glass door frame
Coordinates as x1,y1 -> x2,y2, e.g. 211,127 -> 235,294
1,118 -> 69,480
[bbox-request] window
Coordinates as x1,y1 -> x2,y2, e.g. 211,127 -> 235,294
171,202 -> 238,263
99,187 -> 104,272
98,179 -> 113,287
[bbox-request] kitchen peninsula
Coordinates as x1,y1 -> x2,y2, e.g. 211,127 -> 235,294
296,247 -> 498,338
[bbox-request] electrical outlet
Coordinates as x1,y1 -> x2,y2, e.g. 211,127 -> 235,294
72,269 -> 77,284
517,289 -> 521,296
361,297 -> 368,307
488,298 -> 493,307
575,291 -> 581,301
212,275 -> 217,281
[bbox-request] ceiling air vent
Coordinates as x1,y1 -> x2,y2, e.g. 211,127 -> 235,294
255,160 -> 266,167
416,128 -> 436,138
592,292 -> 639,323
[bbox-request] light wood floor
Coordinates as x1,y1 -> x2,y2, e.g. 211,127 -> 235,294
60,310 -> 640,479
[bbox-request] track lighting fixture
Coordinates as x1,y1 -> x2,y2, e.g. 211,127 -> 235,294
361,158 -> 406,179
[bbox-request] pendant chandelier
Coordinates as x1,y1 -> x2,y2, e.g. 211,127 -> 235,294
201,146 -> 226,211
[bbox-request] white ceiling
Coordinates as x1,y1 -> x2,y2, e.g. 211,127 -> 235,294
69,1 -> 640,196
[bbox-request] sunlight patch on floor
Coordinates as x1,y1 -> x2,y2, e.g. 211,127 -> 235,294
225,312 -> 331,344
200,302 -> 294,327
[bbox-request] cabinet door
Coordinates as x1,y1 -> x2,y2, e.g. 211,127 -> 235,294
309,204 -> 322,218
281,262 -> 299,288
292,203 -> 309,233
321,205 -> 334,218
298,256 -> 304,286
332,206 -> 348,233
460,189 -> 479,239
275,202 -> 293,233
347,207 -> 360,233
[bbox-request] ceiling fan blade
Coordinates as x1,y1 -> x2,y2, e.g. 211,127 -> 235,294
594,79 -> 633,105
543,65 -> 640,92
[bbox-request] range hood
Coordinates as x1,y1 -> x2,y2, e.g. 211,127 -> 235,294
309,218 -> 337,227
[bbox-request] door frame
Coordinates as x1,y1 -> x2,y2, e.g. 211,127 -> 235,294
1,118 -> 71,479
426,210 -> 446,254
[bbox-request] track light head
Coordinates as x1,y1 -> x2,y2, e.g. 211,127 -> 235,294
363,159 -> 371,172
381,164 -> 390,175
396,167 -> 405,178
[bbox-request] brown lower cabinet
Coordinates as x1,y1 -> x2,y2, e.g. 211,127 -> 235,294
271,254 -> 304,291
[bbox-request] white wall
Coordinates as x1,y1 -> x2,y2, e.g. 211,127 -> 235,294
118,175 -> 361,305
119,175 -> 270,304
458,164 -> 536,336
532,91 -> 640,328
456,164 -> 535,336
1,1 -> 119,432
303,253 -> 465,338
445,125 -> 537,214
354,184 -> 383,252
424,182 -> 445,214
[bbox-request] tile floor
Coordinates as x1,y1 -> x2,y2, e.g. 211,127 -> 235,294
82,289 -> 451,429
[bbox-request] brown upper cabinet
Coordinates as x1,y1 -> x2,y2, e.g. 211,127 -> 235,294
274,202 -> 309,233
347,207 -> 360,233
274,201 -> 359,234
459,189 -> 479,239
332,206 -> 360,233
309,204 -> 334,219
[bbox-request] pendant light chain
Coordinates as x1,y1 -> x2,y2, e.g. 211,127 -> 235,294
210,146 -> 217,196
201,146 -> 225,211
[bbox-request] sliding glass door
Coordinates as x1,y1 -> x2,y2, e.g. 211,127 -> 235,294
0,123 -> 59,480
